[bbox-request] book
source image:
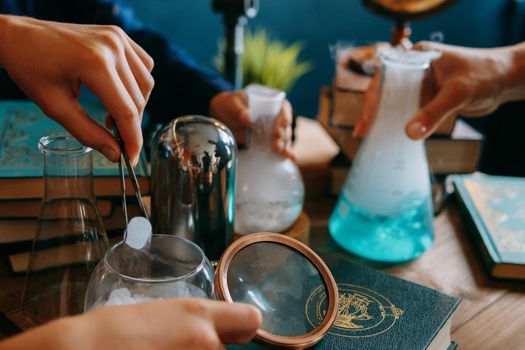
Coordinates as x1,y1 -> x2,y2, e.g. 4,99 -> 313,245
318,88 -> 484,176
0,201 -> 143,257
0,101 -> 149,200
0,198 -> 113,219
452,172 -> 525,280
229,254 -> 461,350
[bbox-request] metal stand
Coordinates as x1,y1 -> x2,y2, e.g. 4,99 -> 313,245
212,0 -> 259,89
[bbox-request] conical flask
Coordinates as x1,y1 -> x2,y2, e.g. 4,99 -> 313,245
22,134 -> 109,325
235,84 -> 304,235
329,47 -> 440,263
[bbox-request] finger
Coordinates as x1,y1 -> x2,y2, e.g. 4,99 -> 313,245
413,41 -> 437,51
212,92 -> 250,129
272,126 -> 292,158
126,36 -> 154,72
39,88 -> 120,162
353,70 -> 381,138
124,42 -> 155,103
406,80 -> 468,139
117,56 -> 146,118
272,103 -> 293,156
233,127 -> 247,146
105,114 -> 113,129
208,302 -> 261,345
420,67 -> 437,107
81,66 -> 143,164
275,100 -> 293,128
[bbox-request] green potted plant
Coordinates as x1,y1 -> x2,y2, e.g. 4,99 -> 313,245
215,29 -> 313,92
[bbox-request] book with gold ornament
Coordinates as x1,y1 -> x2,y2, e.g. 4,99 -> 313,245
229,254 -> 460,350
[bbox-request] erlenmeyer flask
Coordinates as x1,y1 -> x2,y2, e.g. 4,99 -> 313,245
22,134 -> 108,325
235,85 -> 304,235
329,47 -> 440,263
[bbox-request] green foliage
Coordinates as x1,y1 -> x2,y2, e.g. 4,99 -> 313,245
214,30 -> 313,92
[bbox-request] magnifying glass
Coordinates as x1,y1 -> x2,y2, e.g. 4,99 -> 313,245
215,233 -> 338,349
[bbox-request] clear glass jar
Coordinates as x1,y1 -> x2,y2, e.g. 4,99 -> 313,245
22,134 -> 108,325
84,235 -> 214,311
235,85 -> 305,235
329,47 -> 439,263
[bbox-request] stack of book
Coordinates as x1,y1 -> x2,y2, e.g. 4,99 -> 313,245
319,46 -> 484,195
0,101 -> 149,274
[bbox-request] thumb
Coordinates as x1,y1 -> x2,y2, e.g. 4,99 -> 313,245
39,89 -> 120,161
405,80 -> 467,139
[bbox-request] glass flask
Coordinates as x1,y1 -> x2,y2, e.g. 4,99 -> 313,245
329,47 -> 440,263
22,134 -> 108,325
235,85 -> 305,235
84,235 -> 214,311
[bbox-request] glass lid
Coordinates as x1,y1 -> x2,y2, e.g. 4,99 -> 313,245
215,233 -> 338,349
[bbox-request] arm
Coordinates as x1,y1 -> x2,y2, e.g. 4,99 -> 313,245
2,0 -> 294,158
0,299 -> 261,350
29,0 -> 232,120
0,14 -> 154,164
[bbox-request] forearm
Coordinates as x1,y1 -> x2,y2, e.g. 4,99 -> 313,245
0,317 -> 84,350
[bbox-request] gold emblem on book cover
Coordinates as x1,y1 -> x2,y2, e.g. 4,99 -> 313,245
305,283 -> 403,338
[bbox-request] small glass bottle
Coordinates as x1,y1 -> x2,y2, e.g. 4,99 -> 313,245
235,85 -> 304,235
22,134 -> 108,325
329,47 -> 439,263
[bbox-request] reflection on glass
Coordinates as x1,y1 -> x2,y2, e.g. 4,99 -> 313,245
227,242 -> 326,337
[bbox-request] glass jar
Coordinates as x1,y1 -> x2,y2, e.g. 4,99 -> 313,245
22,134 -> 108,325
235,85 -> 304,235
84,235 -> 214,311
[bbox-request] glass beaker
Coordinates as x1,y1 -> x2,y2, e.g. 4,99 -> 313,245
329,47 -> 440,263
84,235 -> 214,311
22,134 -> 108,325
235,85 -> 305,235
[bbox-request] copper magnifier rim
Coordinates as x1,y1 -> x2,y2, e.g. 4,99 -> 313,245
215,232 -> 338,350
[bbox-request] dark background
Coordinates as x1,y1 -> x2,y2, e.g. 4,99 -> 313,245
127,0 -> 525,175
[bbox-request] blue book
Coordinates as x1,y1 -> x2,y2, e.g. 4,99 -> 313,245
0,101 -> 149,199
453,172 -> 525,280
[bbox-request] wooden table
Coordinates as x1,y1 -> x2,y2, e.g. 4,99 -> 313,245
294,117 -> 525,350
1,119 -> 525,349
304,196 -> 525,350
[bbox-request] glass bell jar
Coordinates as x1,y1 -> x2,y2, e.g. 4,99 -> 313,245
329,47 -> 440,263
22,134 -> 108,325
235,84 -> 304,235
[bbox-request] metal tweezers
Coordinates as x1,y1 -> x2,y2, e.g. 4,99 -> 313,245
110,117 -> 149,225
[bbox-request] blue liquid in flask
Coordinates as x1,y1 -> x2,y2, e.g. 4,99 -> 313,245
328,47 -> 439,263
329,194 -> 433,263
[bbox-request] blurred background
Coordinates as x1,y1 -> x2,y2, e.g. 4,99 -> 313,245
128,0 -> 525,118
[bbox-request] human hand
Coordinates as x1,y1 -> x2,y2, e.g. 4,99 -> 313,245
0,299 -> 262,350
404,41 -> 514,139
355,41 -> 523,140
210,91 -> 295,159
0,15 -> 154,164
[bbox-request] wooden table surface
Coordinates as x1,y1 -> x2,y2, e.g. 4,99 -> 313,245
1,119 -> 524,348
294,117 -> 525,350
304,196 -> 525,350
